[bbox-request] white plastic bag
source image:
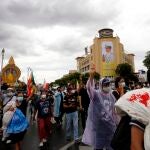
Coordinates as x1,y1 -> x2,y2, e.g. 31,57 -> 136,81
115,88 -> 150,150
2,111 -> 15,129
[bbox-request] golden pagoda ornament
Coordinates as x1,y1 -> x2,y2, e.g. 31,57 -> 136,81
2,56 -> 21,86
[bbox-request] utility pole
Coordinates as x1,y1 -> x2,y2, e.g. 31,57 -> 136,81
0,48 -> 5,91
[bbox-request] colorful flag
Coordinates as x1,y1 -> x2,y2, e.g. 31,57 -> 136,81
43,79 -> 49,90
27,70 -> 36,97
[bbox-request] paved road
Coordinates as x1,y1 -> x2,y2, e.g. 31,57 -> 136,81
0,108 -> 92,150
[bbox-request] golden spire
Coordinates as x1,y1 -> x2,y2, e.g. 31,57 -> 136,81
8,56 -> 15,65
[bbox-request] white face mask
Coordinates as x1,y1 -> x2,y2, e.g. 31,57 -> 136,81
7,92 -> 13,97
17,97 -> 23,102
41,95 -> 46,99
71,90 -> 75,93
121,82 -> 126,87
37,92 -> 41,96
102,86 -> 111,93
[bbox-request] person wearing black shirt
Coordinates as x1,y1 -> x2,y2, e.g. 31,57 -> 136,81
78,83 -> 90,130
112,77 -> 126,101
63,87 -> 79,143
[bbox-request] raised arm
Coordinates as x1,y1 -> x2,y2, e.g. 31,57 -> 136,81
86,69 -> 95,101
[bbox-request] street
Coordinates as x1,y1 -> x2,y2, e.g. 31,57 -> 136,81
0,109 -> 92,150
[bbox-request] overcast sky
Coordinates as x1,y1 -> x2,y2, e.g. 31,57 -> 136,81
0,0 -> 150,83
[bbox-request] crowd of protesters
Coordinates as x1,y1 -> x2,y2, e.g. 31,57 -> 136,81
0,81 -> 89,149
0,71 -> 150,150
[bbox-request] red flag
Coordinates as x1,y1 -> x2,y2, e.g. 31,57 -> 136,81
43,83 -> 49,90
43,79 -> 49,91
27,71 -> 36,97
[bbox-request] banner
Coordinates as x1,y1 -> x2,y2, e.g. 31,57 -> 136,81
101,41 -> 115,77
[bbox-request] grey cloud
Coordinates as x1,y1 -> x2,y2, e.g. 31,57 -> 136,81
46,34 -> 87,56
0,0 -> 119,28
0,24 -> 39,58
134,51 -> 147,61
0,0 -> 121,80
0,0 -> 120,58
19,55 -> 75,72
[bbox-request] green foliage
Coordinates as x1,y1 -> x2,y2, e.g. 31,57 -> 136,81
94,72 -> 100,81
143,51 -> 150,83
115,63 -> 138,83
81,73 -> 89,84
54,72 -> 80,87
54,72 -> 100,86
143,51 -> 150,69
147,69 -> 150,84
115,63 -> 133,76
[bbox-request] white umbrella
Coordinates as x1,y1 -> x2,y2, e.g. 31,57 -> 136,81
115,88 -> 150,150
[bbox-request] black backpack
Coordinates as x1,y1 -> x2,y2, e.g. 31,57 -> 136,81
111,115 -> 131,150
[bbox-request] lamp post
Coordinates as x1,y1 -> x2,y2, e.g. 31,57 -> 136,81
0,48 -> 5,91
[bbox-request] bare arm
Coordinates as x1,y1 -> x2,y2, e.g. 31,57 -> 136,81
78,95 -> 83,110
130,125 -> 144,150
86,68 -> 95,100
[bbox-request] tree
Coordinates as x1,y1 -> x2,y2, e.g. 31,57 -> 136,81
79,72 -> 100,85
143,51 -> 150,69
143,51 -> 150,83
68,72 -> 81,85
115,63 -> 133,77
147,69 -> 150,84
81,73 -> 89,84
54,72 -> 81,87
115,63 -> 138,83
93,72 -> 100,81
54,72 -> 100,87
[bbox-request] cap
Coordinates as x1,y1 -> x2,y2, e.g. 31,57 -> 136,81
7,87 -> 14,91
102,78 -> 110,86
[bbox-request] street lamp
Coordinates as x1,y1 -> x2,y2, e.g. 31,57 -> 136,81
0,48 -> 5,91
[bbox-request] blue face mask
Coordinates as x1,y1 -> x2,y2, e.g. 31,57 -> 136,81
17,96 -> 24,102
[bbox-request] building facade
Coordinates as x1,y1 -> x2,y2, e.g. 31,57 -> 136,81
76,28 -> 135,78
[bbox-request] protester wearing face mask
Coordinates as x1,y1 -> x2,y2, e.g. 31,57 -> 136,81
3,88 -> 16,106
82,68 -> 117,150
16,92 -> 27,116
35,91 -> 53,147
63,86 -> 80,143
112,77 -> 126,101
7,92 -> 28,150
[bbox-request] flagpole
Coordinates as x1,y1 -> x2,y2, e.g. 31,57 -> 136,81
27,67 -> 29,84
27,67 -> 31,84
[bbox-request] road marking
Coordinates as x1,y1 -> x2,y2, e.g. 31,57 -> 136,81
59,136 -> 82,150
79,146 -> 92,150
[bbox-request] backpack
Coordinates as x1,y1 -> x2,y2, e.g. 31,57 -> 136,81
111,115 -> 131,150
